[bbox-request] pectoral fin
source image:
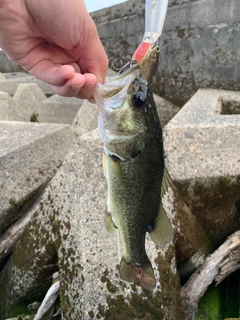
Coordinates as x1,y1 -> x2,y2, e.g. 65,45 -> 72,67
149,206 -> 173,246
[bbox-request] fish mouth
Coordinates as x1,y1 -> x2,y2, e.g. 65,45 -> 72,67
94,64 -> 139,106
104,130 -> 136,143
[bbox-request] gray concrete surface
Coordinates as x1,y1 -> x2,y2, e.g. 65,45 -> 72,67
163,88 -> 240,246
0,121 -> 74,234
0,82 -> 81,124
0,129 -> 184,320
0,72 -> 53,95
0,51 -> 24,73
92,0 -> 240,106
41,94 -> 81,125
72,99 -> 99,136
164,88 -> 240,181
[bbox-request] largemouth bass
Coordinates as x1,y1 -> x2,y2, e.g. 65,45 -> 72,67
94,42 -> 173,291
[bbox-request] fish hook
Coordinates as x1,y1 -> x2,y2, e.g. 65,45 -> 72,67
112,58 -> 137,75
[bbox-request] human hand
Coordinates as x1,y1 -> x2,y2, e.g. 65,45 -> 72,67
0,0 -> 108,100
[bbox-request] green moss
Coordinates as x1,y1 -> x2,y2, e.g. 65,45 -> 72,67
179,176 -> 239,246
7,304 -> 32,318
98,304 -> 105,317
155,246 -> 184,318
59,285 -> 71,314
104,291 -> 167,320
107,282 -> 118,293
105,295 -> 135,319
53,219 -> 61,229
223,272 -> 240,318
8,198 -> 16,206
103,246 -> 183,319
218,176 -> 231,190
176,25 -> 193,39
30,112 -> 39,122
196,285 -> 224,320
193,176 -> 231,197
2,183 -> 49,233
193,181 -> 206,196
88,310 -> 94,318
100,269 -> 118,293
221,100 -> 240,115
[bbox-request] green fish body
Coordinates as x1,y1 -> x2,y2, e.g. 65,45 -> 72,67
94,43 -> 173,290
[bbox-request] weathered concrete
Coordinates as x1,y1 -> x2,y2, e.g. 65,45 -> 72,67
0,129 -> 185,320
154,94 -> 180,128
0,82 -> 81,124
92,0 -> 240,106
0,125 -> 217,319
0,121 -> 74,235
72,100 -> 99,136
0,51 -> 24,73
11,83 -> 47,122
164,89 -> 240,181
41,94 -> 81,125
164,88 -> 240,245
0,72 -> 53,95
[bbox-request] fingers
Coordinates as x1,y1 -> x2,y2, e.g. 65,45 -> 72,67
49,72 -> 97,99
76,20 -> 109,84
27,59 -> 96,98
80,43 -> 109,84
28,60 -> 79,85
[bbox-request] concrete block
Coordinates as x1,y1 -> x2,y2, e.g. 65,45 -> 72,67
72,100 -> 98,136
154,93 -> 180,128
0,129 -> 184,319
163,88 -> 240,245
0,92 -> 13,120
0,121 -> 74,234
0,83 -> 47,122
0,72 -> 53,95
13,82 -> 47,103
164,88 -> 240,181
0,51 -> 25,73
0,82 -> 45,122
0,83 -> 81,124
41,94 -> 81,124
93,0 -> 240,106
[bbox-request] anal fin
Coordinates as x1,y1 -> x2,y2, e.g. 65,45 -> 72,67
149,206 -> 173,246
160,168 -> 173,198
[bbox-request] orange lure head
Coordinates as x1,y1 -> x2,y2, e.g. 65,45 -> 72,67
132,41 -> 160,85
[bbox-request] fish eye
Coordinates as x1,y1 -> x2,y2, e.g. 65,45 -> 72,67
156,45 -> 160,52
132,91 -> 146,108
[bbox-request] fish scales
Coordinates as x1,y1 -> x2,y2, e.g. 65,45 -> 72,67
95,42 -> 173,290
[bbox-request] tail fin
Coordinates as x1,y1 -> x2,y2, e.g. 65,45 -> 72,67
119,257 -> 156,291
